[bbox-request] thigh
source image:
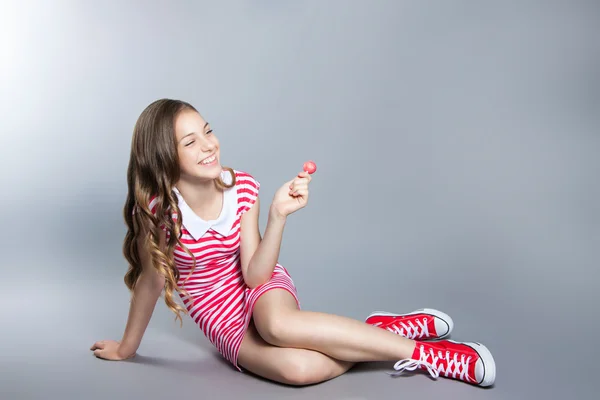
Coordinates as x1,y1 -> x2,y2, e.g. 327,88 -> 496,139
251,288 -> 300,345
254,287 -> 299,315
238,320 -> 353,386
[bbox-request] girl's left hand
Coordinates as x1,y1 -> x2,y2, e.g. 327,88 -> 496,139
271,171 -> 312,218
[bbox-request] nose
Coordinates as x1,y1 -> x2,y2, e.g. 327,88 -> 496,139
200,137 -> 215,152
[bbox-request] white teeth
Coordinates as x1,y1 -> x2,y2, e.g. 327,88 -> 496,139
201,155 -> 216,164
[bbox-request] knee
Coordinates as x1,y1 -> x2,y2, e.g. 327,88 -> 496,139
255,313 -> 294,347
279,356 -> 332,386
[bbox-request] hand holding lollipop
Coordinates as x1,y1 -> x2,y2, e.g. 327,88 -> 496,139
272,160 -> 317,218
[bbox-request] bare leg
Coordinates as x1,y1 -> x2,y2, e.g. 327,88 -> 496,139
238,320 -> 355,386
252,289 -> 417,363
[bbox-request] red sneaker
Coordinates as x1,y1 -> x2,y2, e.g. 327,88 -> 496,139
391,340 -> 496,387
365,308 -> 454,340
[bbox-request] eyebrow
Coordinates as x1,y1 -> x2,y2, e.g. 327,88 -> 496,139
179,122 -> 209,143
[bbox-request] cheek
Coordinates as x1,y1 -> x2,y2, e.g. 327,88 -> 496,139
178,151 -> 196,169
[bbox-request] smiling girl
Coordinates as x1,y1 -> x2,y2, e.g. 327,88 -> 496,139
90,99 -> 496,387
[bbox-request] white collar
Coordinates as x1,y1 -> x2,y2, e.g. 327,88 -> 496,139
172,171 -> 237,240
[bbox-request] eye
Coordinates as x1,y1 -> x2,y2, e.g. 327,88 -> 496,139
206,129 -> 213,135
185,140 -> 195,147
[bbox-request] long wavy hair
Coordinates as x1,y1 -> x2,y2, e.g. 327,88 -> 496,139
122,99 -> 236,326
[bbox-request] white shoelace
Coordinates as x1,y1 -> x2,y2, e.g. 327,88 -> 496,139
375,318 -> 430,339
389,344 -> 473,382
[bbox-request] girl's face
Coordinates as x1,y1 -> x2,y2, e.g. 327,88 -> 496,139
174,109 -> 222,182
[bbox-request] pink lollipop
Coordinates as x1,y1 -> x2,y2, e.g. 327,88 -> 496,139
303,160 -> 317,174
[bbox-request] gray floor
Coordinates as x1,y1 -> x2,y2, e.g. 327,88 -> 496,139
2,250 -> 596,399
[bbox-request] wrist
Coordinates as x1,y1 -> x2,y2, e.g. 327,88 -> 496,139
269,205 -> 287,222
118,340 -> 137,358
117,346 -> 136,359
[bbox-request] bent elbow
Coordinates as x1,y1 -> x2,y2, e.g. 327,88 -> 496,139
244,275 -> 270,290
244,279 -> 259,290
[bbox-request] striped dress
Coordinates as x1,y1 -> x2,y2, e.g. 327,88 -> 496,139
148,169 -> 300,371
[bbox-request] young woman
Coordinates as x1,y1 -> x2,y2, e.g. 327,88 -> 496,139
90,99 -> 496,387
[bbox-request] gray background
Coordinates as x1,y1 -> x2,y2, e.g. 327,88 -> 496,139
1,0 -> 598,399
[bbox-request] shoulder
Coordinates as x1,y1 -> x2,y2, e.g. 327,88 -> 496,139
233,169 -> 261,192
132,194 -> 161,215
233,169 -> 260,212
132,194 -> 175,234
148,194 -> 175,215
148,194 -> 160,212
136,194 -> 177,220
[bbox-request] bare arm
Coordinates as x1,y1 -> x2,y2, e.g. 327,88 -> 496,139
118,224 -> 167,357
240,195 -> 287,289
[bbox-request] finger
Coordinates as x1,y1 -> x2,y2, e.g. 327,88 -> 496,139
93,349 -> 104,358
293,177 -> 310,187
289,174 -> 311,190
291,185 -> 308,194
289,179 -> 304,189
292,189 -> 309,197
90,341 -> 105,350
296,171 -> 312,181
290,183 -> 308,195
294,180 -> 309,188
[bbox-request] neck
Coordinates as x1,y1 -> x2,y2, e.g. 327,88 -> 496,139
175,176 -> 221,209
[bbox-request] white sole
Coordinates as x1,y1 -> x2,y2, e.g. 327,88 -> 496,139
366,308 -> 454,339
449,340 -> 496,387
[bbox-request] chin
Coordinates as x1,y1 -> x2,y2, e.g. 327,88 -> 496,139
198,164 -> 223,179
210,165 -> 223,178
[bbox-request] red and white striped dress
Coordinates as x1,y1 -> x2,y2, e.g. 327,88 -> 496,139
148,169 -> 300,371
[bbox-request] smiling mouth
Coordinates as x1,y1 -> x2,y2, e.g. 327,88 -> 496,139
199,154 -> 217,165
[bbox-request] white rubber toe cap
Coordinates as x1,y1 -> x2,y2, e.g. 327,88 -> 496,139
458,341 -> 496,387
418,308 -> 454,339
